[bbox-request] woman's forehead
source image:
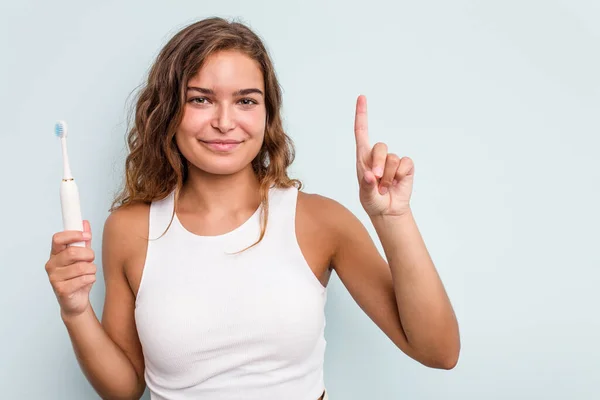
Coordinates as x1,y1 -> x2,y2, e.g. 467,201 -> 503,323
188,50 -> 264,92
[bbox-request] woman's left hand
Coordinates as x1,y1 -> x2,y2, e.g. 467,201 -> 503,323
354,95 -> 415,218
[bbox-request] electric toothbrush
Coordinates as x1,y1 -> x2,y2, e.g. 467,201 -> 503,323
55,121 -> 85,247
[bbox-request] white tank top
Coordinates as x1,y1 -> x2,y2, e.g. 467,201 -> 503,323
134,186 -> 327,400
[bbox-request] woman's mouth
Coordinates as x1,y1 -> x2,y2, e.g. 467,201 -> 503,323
198,139 -> 242,152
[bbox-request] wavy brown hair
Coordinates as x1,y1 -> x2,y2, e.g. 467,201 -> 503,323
111,17 -> 301,249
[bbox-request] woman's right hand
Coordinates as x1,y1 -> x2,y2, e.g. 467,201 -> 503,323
45,220 -> 97,320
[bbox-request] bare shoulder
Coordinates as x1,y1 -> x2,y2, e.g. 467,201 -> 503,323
296,190 -> 385,277
297,191 -> 340,238
297,191 -> 351,221
103,202 -> 149,255
296,190 -> 368,268
103,202 -> 150,246
293,191 -> 347,286
102,202 -> 150,294
296,190 -> 365,245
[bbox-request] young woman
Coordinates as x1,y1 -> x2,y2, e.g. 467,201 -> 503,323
45,17 -> 460,400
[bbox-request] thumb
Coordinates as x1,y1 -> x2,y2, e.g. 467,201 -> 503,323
83,220 -> 92,248
360,170 -> 378,197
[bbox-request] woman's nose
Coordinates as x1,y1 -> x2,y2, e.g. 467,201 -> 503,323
211,105 -> 236,133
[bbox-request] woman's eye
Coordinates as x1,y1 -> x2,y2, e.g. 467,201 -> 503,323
189,97 -> 208,104
239,98 -> 257,105
188,97 -> 257,106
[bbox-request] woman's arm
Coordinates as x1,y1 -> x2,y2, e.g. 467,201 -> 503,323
322,195 -> 460,369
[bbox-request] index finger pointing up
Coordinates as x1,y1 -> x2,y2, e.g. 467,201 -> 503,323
354,95 -> 370,158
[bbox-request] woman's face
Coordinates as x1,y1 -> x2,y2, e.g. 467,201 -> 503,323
176,50 -> 267,176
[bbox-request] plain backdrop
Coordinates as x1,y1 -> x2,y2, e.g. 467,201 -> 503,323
1,0 -> 599,399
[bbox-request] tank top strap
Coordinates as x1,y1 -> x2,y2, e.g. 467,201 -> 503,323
148,190 -> 176,241
264,186 -> 299,240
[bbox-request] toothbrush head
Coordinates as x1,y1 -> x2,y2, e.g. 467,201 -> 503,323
55,121 -> 68,138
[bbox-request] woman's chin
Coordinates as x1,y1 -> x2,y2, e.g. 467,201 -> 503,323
188,159 -> 254,177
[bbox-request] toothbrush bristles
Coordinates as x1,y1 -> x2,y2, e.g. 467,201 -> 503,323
55,121 -> 67,138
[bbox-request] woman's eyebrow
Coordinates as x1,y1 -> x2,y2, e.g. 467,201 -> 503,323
187,87 -> 264,97
233,88 -> 264,97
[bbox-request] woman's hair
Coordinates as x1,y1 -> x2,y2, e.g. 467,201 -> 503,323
110,17 -> 301,250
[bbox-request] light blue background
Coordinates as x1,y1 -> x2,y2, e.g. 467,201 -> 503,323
1,0 -> 599,398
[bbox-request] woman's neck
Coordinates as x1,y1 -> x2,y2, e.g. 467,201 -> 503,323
178,165 -> 261,215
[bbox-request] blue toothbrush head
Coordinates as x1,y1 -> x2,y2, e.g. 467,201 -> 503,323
55,120 -> 68,138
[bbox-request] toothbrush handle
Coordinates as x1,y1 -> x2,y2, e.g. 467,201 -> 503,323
60,179 -> 85,247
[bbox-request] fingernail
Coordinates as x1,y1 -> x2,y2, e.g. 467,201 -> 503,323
373,167 -> 383,177
380,186 -> 388,195
82,232 -> 91,240
392,179 -> 398,186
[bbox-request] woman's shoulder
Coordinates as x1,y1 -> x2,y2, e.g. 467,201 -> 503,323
297,190 -> 343,214
104,202 -> 150,237
103,202 -> 151,263
296,190 -> 359,234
